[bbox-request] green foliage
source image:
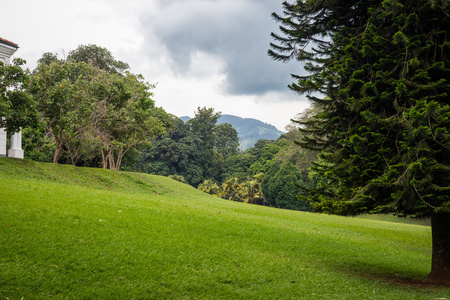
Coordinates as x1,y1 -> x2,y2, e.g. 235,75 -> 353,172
270,0 -> 450,218
187,106 -> 221,144
37,52 -> 63,66
144,110 -> 317,207
271,1 -> 450,282
248,140 -> 288,175
213,123 -> 240,159
0,58 -> 38,134
198,179 -> 221,195
67,44 -> 129,74
29,46 -> 169,169
22,122 -> 54,162
89,72 -> 168,170
220,153 -> 257,182
241,177 -> 260,204
220,177 -> 244,201
168,174 -> 186,183
137,116 -> 204,186
187,107 -> 222,179
262,162 -> 311,211
142,108 -> 242,187
277,111 -> 320,175
245,139 -> 275,159
140,109 -> 318,208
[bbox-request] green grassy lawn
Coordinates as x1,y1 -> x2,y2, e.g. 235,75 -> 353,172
356,213 -> 431,226
0,158 -> 448,299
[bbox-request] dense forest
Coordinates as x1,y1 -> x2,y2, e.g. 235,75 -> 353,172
1,44 -> 317,212
131,106 -> 316,211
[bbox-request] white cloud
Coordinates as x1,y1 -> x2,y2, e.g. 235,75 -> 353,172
1,0 -> 310,132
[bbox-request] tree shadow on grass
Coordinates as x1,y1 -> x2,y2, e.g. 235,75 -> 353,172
346,267 -> 450,290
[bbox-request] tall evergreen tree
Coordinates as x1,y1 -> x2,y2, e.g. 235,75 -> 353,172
187,107 -> 221,179
270,0 -> 450,284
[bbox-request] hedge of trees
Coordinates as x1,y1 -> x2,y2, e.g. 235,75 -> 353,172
3,44 -> 317,212
133,106 -> 318,211
21,44 -> 171,170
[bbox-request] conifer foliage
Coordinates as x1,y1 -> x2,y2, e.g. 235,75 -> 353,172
270,0 -> 450,284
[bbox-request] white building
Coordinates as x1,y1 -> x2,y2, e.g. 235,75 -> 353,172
0,37 -> 23,159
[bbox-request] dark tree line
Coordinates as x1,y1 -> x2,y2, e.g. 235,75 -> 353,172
135,106 -> 316,211
5,47 -> 315,212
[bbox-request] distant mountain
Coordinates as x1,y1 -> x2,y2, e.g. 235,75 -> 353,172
180,114 -> 284,150
179,116 -> 191,123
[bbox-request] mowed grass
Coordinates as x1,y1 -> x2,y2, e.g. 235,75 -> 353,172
0,158 -> 449,299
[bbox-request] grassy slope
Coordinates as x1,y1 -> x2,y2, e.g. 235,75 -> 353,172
0,158 -> 448,299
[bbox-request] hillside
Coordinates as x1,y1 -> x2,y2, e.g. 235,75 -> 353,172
181,114 -> 284,150
0,158 -> 448,299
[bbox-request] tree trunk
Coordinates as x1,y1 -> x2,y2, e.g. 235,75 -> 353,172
69,147 -> 80,166
107,149 -> 116,170
114,147 -> 126,171
423,212 -> 450,286
100,148 -> 108,169
53,142 -> 62,164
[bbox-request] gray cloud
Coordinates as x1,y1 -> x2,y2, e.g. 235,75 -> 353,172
138,0 -> 303,96
1,0 -> 310,131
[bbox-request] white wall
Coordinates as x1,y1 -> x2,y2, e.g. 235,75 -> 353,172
0,128 -> 6,157
0,42 -> 17,64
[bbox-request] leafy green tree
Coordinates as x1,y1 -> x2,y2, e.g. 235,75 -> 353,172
0,58 -> 38,134
220,153 -> 257,183
30,47 -> 168,169
262,162 -> 310,211
88,72 -> 167,170
30,60 -> 99,163
253,173 -> 266,205
213,123 -> 240,159
212,123 -> 240,181
37,52 -> 64,66
67,44 -> 129,75
187,107 -> 221,144
270,0 -> 450,284
279,105 -> 320,174
246,139 -> 275,160
187,107 -> 221,179
22,122 -> 55,162
242,179 -> 258,204
242,175 -> 266,205
139,116 -> 203,186
248,140 -> 288,175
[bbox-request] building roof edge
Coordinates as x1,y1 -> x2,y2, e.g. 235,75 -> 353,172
0,37 -> 19,49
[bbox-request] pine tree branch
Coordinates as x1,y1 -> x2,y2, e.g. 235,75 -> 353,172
412,184 -> 436,209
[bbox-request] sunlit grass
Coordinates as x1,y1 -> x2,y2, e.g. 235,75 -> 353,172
0,158 -> 448,299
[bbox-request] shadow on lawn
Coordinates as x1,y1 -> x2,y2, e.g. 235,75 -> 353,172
348,268 -> 450,290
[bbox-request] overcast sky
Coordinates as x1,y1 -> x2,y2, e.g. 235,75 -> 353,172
1,0 -> 311,131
